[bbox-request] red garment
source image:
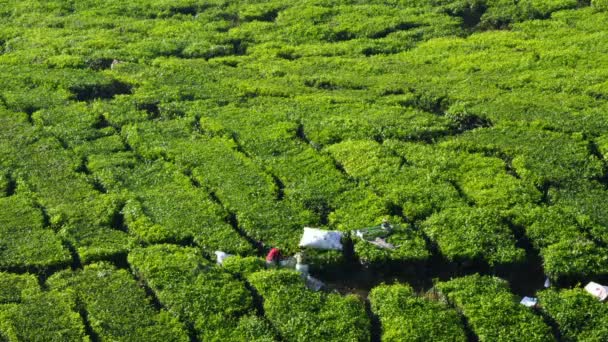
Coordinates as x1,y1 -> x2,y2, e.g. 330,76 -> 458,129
266,248 -> 281,262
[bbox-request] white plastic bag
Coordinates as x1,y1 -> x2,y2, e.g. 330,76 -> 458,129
305,275 -> 324,291
520,296 -> 538,308
584,282 -> 608,301
298,227 -> 343,251
214,251 -> 233,265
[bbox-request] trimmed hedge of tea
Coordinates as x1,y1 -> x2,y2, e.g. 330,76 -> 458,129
538,287 -> 608,341
128,244 -> 275,341
387,140 -> 542,210
422,206 -> 525,266
89,155 -> 254,254
369,283 -> 467,342
0,290 -> 86,341
47,262 -> 189,341
221,256 -> 267,277
121,117 -> 315,252
248,269 -> 370,341
325,139 -> 466,221
7,138 -> 131,264
1,0 -> 608,339
0,273 -> 38,304
0,195 -> 71,270
444,124 -> 604,187
436,274 -> 554,341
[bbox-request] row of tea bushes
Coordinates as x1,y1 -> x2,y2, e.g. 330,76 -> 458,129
435,274 -> 554,341
0,273 -> 86,341
10,138 -> 131,264
538,287 -> 608,341
47,263 -> 189,341
121,117 -> 316,252
248,269 -> 370,341
0,195 -> 71,270
128,244 -> 276,341
369,283 -> 467,341
444,124 -> 604,188
325,139 -> 527,266
88,152 -> 254,254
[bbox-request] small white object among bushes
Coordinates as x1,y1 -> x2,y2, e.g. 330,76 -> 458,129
584,282 -> 608,301
520,296 -> 538,308
214,251 -> 233,265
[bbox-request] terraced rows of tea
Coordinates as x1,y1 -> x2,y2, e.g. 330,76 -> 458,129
1,0 -> 608,341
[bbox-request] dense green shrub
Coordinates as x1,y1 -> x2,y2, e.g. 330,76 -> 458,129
592,0 -> 608,11
128,244 -> 274,341
387,140 -> 542,210
369,283 -> 467,341
48,263 -> 189,341
325,139 -> 465,222
86,138 -> 254,253
422,206 -> 525,266
0,195 -> 71,269
538,288 -> 608,341
222,256 -> 267,276
436,274 -> 554,341
0,290 -> 86,341
1,1 -> 608,339
541,240 -> 608,280
0,273 -> 38,304
445,125 -> 604,187
248,269 -> 370,341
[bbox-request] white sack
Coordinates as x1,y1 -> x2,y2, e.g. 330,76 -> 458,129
584,282 -> 608,301
298,227 -> 343,251
520,296 -> 538,308
214,251 -> 233,265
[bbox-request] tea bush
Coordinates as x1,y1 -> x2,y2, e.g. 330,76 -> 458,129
128,244 -> 275,341
47,263 -> 189,341
538,287 -> 608,341
436,274 -> 554,341
248,269 -> 370,341
369,283 -> 467,341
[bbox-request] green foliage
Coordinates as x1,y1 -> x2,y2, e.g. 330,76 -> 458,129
0,195 -> 71,269
541,240 -> 608,279
1,1 -> 608,339
222,256 -> 267,276
248,269 -> 370,341
369,283 -> 467,341
538,288 -> 608,341
445,125 -> 604,187
47,262 -> 189,341
422,206 -> 525,266
592,0 -> 608,11
388,140 -> 542,210
325,139 -> 465,222
0,273 -> 38,304
0,290 -> 87,342
128,245 -> 274,341
436,274 -> 554,341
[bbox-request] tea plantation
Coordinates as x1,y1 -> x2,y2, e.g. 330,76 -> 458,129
1,0 -> 608,340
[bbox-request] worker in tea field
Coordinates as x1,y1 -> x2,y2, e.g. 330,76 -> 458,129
266,247 -> 281,267
294,251 -> 309,278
